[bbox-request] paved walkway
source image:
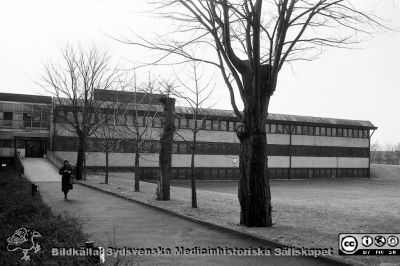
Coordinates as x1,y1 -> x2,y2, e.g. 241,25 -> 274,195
21,158 -> 61,182
22,159 -> 337,265
37,182 -> 336,265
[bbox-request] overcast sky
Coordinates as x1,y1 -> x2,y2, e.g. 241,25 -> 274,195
0,0 -> 399,147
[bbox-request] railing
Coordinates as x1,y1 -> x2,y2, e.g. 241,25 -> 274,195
14,150 -> 24,177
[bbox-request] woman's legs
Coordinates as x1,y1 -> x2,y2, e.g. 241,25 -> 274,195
64,192 -> 67,200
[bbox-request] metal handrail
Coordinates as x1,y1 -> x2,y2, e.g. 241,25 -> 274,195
14,150 -> 24,177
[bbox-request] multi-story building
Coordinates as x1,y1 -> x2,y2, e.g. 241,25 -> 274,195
0,90 -> 377,178
0,93 -> 51,166
51,90 -> 377,180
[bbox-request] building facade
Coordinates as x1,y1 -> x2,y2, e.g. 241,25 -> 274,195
51,90 -> 377,180
0,93 -> 51,166
0,91 -> 377,179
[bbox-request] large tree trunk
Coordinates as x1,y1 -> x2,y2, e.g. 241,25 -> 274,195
157,97 -> 175,200
134,142 -> 140,192
75,136 -> 85,180
237,67 -> 272,227
105,149 -> 109,184
190,136 -> 197,208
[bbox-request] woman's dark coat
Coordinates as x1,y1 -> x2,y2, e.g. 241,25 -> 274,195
59,165 -> 73,193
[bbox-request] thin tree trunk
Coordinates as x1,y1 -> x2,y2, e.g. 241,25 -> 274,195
75,136 -> 85,180
134,141 -> 140,192
157,97 -> 175,200
105,149 -> 109,184
83,152 -> 87,181
237,69 -> 272,227
190,137 -> 197,208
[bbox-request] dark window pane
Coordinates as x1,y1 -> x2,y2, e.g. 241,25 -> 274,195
218,169 -> 226,179
3,112 -> 12,120
211,169 -> 218,179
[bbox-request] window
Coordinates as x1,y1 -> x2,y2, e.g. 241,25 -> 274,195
270,124 -> 276,134
265,124 -> 270,133
180,118 -> 188,129
211,169 -> 218,179
178,168 -> 187,179
212,120 -> 220,131
302,126 -> 309,135
188,119 -> 196,129
314,127 -> 320,136
326,127 -> 332,136
320,127 -> 326,136
358,129 -> 363,138
205,120 -> 212,130
229,121 -> 235,131
220,121 -> 227,131
337,128 -> 343,137
332,128 -> 337,137
296,125 -> 302,135
284,125 -> 291,134
348,129 -> 353,138
0,139 -> 12,148
195,143 -> 203,154
172,143 -> 178,154
276,124 -> 283,134
3,112 -> 12,120
196,119 -> 203,130
363,130 -> 369,138
174,117 -> 180,128
343,128 -> 348,137
179,142 -> 187,154
218,169 -> 226,179
203,168 -> 211,179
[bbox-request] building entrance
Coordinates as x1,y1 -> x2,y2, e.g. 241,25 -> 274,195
25,139 -> 45,158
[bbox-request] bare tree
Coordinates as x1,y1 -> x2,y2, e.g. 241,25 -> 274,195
42,46 -> 121,180
171,62 -> 215,208
123,76 -> 161,192
127,0 -> 385,227
93,87 -> 131,184
156,81 -> 176,200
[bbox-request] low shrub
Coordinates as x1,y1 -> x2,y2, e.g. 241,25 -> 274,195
0,169 -> 95,265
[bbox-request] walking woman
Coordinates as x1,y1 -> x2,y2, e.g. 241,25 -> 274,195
59,160 -> 73,200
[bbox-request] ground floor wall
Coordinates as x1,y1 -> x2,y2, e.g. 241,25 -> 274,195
54,151 -> 370,179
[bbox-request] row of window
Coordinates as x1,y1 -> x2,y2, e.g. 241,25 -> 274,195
0,139 -> 12,148
134,167 -> 369,180
0,103 -> 50,130
175,118 -> 370,139
268,124 -> 370,138
56,110 -> 370,139
54,137 -> 369,158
